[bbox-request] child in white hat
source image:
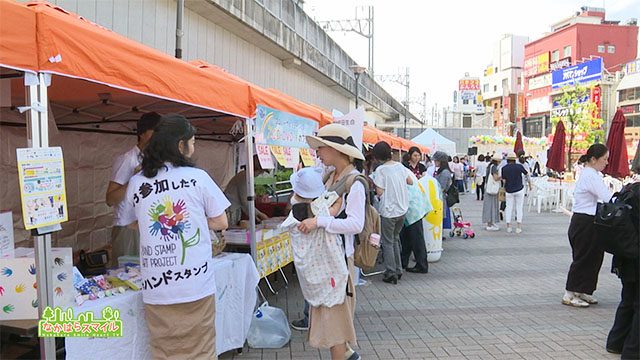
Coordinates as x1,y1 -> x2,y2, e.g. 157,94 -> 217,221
281,167 -> 353,355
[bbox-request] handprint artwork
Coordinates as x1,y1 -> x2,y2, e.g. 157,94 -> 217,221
148,196 -> 200,265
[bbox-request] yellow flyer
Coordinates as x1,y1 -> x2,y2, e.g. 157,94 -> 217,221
299,148 -> 316,167
16,147 -> 68,230
269,145 -> 287,167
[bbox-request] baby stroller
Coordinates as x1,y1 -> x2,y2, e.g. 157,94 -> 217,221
449,207 -> 475,239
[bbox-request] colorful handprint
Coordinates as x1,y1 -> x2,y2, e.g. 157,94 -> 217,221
3,304 -> 14,313
1,267 -> 13,277
15,284 -> 25,293
54,257 -> 64,266
148,196 -> 190,241
32,299 -> 38,308
0,286 -> 4,296
54,287 -> 63,296
28,264 -> 36,275
57,272 -> 67,281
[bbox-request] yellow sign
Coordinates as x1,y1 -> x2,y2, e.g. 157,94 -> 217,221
536,52 -> 550,74
299,148 -> 316,166
256,232 -> 293,278
269,145 -> 287,167
16,147 -> 68,230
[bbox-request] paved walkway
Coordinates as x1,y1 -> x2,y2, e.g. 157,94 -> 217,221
224,193 -> 622,359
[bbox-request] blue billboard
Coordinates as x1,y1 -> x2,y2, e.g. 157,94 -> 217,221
552,58 -> 602,89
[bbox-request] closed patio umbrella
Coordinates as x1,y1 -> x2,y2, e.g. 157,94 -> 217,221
604,110 -> 630,179
546,121 -> 566,173
514,131 -> 524,155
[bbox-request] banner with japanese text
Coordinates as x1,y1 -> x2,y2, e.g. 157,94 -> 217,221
255,105 -> 318,148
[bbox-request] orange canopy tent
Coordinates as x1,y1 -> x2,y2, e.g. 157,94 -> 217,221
0,0 -> 38,73
190,60 -> 332,127
1,1 -> 253,119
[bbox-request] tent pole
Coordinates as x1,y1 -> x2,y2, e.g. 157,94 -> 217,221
244,118 -> 257,261
27,73 -> 56,359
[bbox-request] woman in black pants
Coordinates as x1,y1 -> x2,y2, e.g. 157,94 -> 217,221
562,144 -> 612,307
400,147 -> 429,274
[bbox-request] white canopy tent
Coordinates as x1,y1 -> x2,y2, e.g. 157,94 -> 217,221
412,128 -> 457,156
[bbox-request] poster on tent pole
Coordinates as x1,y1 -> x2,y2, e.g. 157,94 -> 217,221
333,107 -> 365,150
16,147 -> 68,230
255,105 -> 318,148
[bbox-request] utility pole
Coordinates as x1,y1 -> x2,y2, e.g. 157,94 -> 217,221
376,68 -> 415,139
406,92 -> 428,131
317,6 -> 374,75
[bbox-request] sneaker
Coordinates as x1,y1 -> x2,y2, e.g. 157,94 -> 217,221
346,350 -> 361,360
290,318 -> 309,331
515,228 -> 522,234
576,293 -> 598,304
507,227 -> 513,233
562,295 -> 589,307
486,225 -> 500,231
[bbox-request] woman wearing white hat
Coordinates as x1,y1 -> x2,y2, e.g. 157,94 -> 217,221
299,123 -> 366,360
501,152 -> 529,234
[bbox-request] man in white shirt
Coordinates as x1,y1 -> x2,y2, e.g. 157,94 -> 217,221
105,112 -> 161,265
370,142 -> 413,284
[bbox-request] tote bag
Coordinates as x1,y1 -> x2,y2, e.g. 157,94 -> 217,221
485,165 -> 500,195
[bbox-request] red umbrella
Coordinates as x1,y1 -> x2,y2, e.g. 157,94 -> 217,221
514,131 -> 524,155
604,110 -> 630,178
547,121 -> 566,172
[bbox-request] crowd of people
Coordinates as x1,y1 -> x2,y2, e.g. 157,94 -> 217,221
104,113 -> 638,359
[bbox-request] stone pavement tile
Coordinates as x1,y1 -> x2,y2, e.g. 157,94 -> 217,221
252,195 -> 621,359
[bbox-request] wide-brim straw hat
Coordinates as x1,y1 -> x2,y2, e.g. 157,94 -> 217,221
306,124 -> 365,160
507,152 -> 518,161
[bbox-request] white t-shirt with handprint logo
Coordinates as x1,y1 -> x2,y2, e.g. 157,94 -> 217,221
121,164 -> 230,305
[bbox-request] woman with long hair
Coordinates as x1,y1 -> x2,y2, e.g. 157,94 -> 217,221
482,157 -> 501,231
563,144 -> 612,307
300,123 -> 366,360
121,115 -> 230,359
475,154 -> 487,201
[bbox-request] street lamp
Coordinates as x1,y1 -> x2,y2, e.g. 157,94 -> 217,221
350,65 -> 367,109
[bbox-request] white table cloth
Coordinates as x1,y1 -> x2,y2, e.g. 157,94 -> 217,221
65,252 -> 259,359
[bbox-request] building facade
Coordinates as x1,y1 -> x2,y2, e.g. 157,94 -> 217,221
452,74 -> 490,128
481,34 -> 529,135
522,6 -> 638,137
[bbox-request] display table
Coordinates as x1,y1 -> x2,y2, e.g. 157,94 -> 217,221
65,252 -> 259,359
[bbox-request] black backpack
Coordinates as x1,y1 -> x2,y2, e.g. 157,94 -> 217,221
594,183 -> 640,259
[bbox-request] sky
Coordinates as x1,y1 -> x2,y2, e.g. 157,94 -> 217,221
304,0 -> 640,122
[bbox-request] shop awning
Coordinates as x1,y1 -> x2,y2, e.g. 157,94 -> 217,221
2,2 -> 253,118
617,72 -> 640,91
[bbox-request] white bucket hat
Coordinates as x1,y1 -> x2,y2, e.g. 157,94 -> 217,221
306,124 -> 365,161
290,167 -> 326,199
